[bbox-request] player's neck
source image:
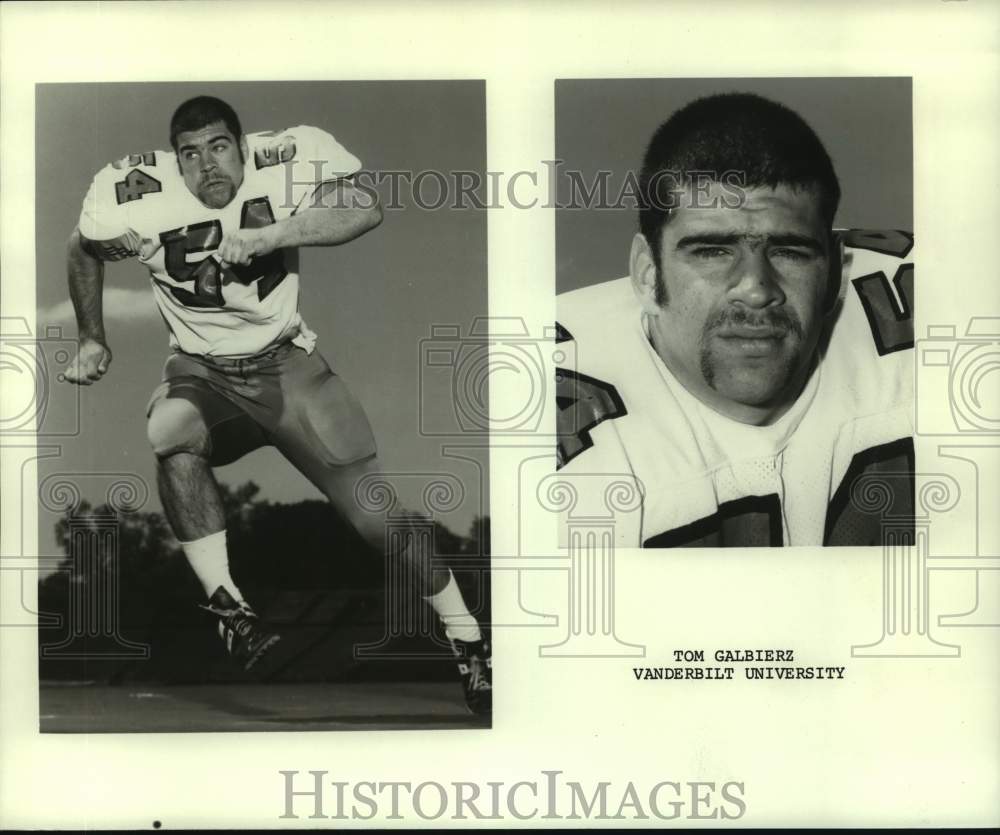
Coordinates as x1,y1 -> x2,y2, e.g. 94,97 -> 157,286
697,381 -> 797,426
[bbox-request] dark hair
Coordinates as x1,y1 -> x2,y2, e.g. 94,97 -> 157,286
639,92 -> 841,277
169,96 -> 243,151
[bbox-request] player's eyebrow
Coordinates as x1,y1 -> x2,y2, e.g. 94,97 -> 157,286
674,232 -> 825,252
674,233 -> 742,250
178,134 -> 232,154
766,233 -> 826,252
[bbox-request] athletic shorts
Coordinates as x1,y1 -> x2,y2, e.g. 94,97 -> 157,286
146,342 -> 378,469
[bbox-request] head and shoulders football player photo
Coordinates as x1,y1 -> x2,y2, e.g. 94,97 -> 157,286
35,82 -> 491,730
555,79 -> 914,548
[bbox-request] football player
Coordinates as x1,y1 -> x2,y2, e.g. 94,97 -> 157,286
63,96 -> 491,714
556,93 -> 914,547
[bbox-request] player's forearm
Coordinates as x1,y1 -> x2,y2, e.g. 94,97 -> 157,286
261,207 -> 376,250
264,204 -> 383,250
66,228 -> 107,343
265,180 -> 383,249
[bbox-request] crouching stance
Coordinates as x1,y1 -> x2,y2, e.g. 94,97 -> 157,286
64,96 -> 490,714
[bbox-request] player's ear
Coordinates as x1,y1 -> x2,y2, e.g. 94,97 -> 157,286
630,233 -> 661,314
239,135 -> 249,164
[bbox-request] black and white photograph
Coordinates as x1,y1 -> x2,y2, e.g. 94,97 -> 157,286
1,2 -> 998,830
32,80 -> 492,732
554,78 -> 915,548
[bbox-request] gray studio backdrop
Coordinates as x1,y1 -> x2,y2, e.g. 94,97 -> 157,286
555,77 -> 913,292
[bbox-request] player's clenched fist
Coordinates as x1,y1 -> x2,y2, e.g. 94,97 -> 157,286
63,338 -> 112,385
217,227 -> 273,267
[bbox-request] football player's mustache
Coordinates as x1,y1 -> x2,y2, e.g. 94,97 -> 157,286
705,307 -> 802,339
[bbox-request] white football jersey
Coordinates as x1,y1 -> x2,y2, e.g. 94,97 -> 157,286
78,125 -> 361,358
555,230 -> 915,547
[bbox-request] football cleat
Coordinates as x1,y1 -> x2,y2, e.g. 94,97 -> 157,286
201,586 -> 281,672
450,637 -> 492,716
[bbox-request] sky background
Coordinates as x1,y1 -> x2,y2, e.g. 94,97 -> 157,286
555,77 -> 913,292
35,81 -> 488,555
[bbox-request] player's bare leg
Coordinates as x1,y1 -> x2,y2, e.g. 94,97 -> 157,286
147,396 -> 280,671
147,397 -> 237,594
156,451 -> 225,542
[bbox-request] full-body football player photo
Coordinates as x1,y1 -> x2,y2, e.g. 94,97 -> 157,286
36,82 -> 491,729
555,78 -> 915,547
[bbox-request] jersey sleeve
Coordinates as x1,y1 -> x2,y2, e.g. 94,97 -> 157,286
260,125 -> 363,212
840,229 -> 915,359
78,164 -> 132,242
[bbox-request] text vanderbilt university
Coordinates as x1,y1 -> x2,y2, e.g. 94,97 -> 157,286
632,666 -> 847,681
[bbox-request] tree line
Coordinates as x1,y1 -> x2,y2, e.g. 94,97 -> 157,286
38,482 -> 490,684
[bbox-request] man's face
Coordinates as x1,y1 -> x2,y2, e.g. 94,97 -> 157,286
633,182 -> 833,424
175,120 -> 247,209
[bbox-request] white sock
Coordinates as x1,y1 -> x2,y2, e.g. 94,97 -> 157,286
423,570 -> 481,643
179,529 -> 244,603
